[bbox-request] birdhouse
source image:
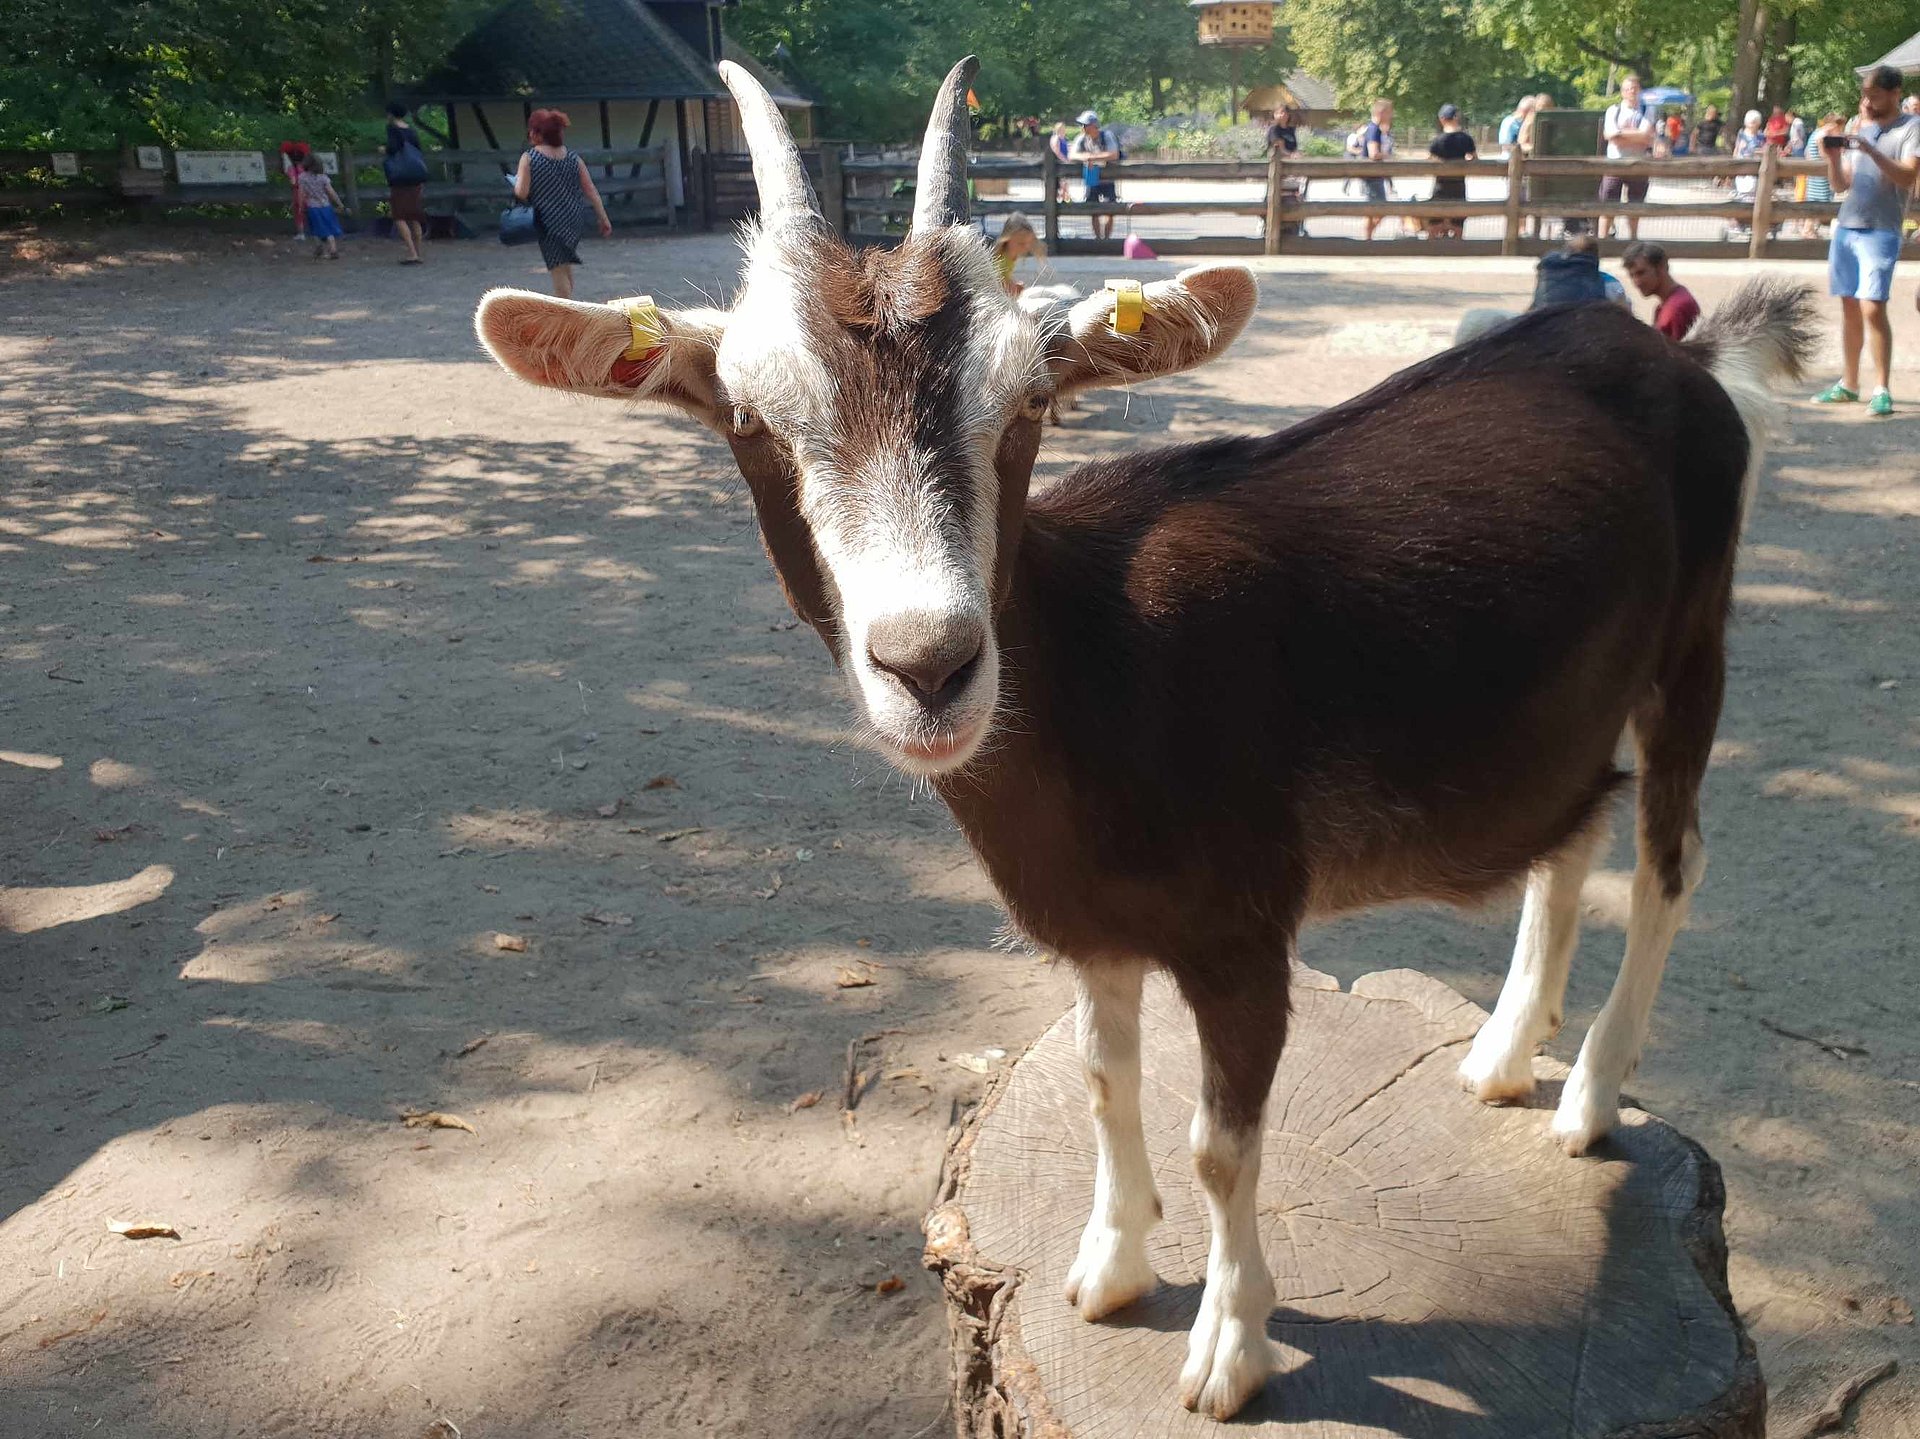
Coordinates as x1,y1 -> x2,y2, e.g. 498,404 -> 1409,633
1188,0 -> 1275,47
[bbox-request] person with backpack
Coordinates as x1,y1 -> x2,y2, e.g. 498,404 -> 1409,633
1598,74 -> 1656,240
1069,110 -> 1121,240
1360,99 -> 1396,240
382,102 -> 430,264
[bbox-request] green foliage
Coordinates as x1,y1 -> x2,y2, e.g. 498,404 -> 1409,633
0,0 -> 487,148
732,0 -> 1297,140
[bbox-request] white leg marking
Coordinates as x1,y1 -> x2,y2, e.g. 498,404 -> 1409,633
1460,824 -> 1605,1103
1553,833 -> 1705,1155
1064,961 -> 1162,1320
1178,1108 -> 1276,1420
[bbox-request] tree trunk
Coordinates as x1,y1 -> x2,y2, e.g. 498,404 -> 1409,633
1761,12 -> 1797,110
927,969 -> 1767,1438
1732,0 -> 1769,125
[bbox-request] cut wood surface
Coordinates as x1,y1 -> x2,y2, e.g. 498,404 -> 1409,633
926,969 -> 1763,1438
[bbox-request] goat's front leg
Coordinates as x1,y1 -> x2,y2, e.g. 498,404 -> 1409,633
1177,974 -> 1286,1421
1064,959 -> 1162,1319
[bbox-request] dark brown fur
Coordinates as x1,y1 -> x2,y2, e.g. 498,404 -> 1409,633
923,303 -> 1746,1124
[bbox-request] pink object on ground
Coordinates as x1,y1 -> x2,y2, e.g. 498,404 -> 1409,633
1122,234 -> 1158,260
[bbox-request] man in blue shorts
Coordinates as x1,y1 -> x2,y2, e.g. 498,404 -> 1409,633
1070,110 -> 1119,240
1813,66 -> 1920,416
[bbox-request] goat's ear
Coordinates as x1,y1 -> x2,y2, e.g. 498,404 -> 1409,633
1047,264 -> 1257,396
474,289 -> 726,422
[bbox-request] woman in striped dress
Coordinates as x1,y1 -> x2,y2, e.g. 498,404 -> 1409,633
512,108 -> 612,299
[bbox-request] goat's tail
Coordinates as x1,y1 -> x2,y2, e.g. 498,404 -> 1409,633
1682,279 -> 1818,522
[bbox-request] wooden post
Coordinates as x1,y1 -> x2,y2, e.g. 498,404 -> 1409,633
1042,147 -> 1060,251
337,142 -> 361,217
928,970 -> 1766,1438
820,145 -> 845,236
1263,149 -> 1284,255
1502,147 -> 1525,255
1748,144 -> 1777,260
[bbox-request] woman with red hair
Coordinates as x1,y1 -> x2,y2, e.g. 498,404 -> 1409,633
511,108 -> 612,298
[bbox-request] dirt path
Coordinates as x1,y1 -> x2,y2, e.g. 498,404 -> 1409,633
2,231 -> 1917,1438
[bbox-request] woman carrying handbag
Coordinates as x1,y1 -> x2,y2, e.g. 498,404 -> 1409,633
383,101 -> 429,264
509,109 -> 612,299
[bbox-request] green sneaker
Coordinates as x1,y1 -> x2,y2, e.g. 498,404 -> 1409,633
1811,382 -> 1859,404
1868,389 -> 1894,416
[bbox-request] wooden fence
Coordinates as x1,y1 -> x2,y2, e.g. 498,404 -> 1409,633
826,147 -> 1846,259
5,142 -> 1870,261
1,144 -> 675,229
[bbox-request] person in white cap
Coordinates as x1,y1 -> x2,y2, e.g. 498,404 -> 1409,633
1069,109 -> 1120,240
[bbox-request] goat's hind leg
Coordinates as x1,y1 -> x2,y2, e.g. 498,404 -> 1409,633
1554,641 -> 1720,1156
1176,970 -> 1287,1421
1460,816 -> 1608,1103
1064,959 -> 1162,1319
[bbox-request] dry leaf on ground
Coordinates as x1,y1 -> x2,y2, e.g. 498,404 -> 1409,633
833,966 -> 876,989
36,1308 -> 108,1349
874,1274 -> 905,1295
643,774 -> 680,790
945,1053 -> 993,1075
787,1091 -> 822,1113
455,1035 -> 491,1058
402,1111 -> 477,1134
754,874 -> 784,900
108,1220 -> 180,1240
582,910 -> 634,927
492,933 -> 526,952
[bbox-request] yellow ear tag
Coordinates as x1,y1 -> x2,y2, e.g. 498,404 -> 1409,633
1106,279 -> 1146,335
612,295 -> 662,361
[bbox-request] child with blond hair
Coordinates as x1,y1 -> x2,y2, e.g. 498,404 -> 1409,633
298,154 -> 346,259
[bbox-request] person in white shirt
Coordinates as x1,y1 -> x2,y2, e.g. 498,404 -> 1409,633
1598,73 -> 1657,240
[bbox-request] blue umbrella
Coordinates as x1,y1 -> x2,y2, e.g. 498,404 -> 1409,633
1641,86 -> 1694,105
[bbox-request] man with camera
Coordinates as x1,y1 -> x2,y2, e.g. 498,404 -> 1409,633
1813,66 -> 1920,416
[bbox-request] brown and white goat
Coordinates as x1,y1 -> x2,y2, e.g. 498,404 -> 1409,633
475,58 -> 1813,1422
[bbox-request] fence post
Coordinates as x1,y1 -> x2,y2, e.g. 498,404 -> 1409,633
1502,148 -> 1524,256
820,145 -> 845,236
1042,147 -> 1060,251
338,142 -> 361,217
1264,150 -> 1284,255
1748,145 -> 1777,260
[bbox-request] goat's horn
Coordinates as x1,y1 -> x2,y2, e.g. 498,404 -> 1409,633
911,56 -> 979,234
716,60 -> 820,228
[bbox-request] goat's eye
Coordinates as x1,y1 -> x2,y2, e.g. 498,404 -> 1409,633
1019,390 -> 1050,422
730,405 -> 762,437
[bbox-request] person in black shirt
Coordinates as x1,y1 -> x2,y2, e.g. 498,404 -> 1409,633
1266,106 -> 1300,156
1427,104 -> 1477,238
1692,105 -> 1723,153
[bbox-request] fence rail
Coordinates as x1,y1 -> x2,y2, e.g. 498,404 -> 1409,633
3,143 -> 1877,261
1,144 -> 676,229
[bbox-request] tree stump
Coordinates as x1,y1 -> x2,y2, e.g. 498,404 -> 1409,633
924,968 -> 1764,1438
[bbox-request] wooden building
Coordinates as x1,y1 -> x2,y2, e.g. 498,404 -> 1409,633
412,0 -> 814,209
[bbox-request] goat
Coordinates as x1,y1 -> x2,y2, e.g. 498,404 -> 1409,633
474,57 -> 1814,1422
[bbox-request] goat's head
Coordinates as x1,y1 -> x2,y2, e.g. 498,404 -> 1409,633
475,58 -> 1256,777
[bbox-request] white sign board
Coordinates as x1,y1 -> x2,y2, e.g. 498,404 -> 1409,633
50,152 -> 80,177
175,150 -> 268,185
315,150 -> 339,176
136,146 -> 165,171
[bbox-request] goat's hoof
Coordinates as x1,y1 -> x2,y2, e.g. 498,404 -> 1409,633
1549,1074 -> 1618,1156
1064,1224 -> 1158,1320
1179,1311 -> 1275,1420
1457,1035 -> 1536,1104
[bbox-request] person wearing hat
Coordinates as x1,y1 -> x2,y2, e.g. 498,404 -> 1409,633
1426,103 -> 1477,239
1069,110 -> 1120,240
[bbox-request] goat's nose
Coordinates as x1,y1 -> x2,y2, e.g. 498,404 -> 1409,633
866,614 -> 985,705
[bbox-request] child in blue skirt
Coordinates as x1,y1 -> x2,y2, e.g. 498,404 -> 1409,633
297,154 -> 346,259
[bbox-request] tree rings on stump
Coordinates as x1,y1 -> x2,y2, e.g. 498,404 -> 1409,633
925,968 -> 1763,1437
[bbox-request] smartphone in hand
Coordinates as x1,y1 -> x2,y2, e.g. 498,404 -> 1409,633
1820,133 -> 1849,153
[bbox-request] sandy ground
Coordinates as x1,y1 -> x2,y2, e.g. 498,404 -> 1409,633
2,228 -> 1918,1439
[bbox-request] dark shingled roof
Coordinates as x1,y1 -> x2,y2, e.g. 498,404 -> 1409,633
416,0 -> 729,102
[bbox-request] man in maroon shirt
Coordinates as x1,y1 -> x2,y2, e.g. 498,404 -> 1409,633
1622,241 -> 1701,339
